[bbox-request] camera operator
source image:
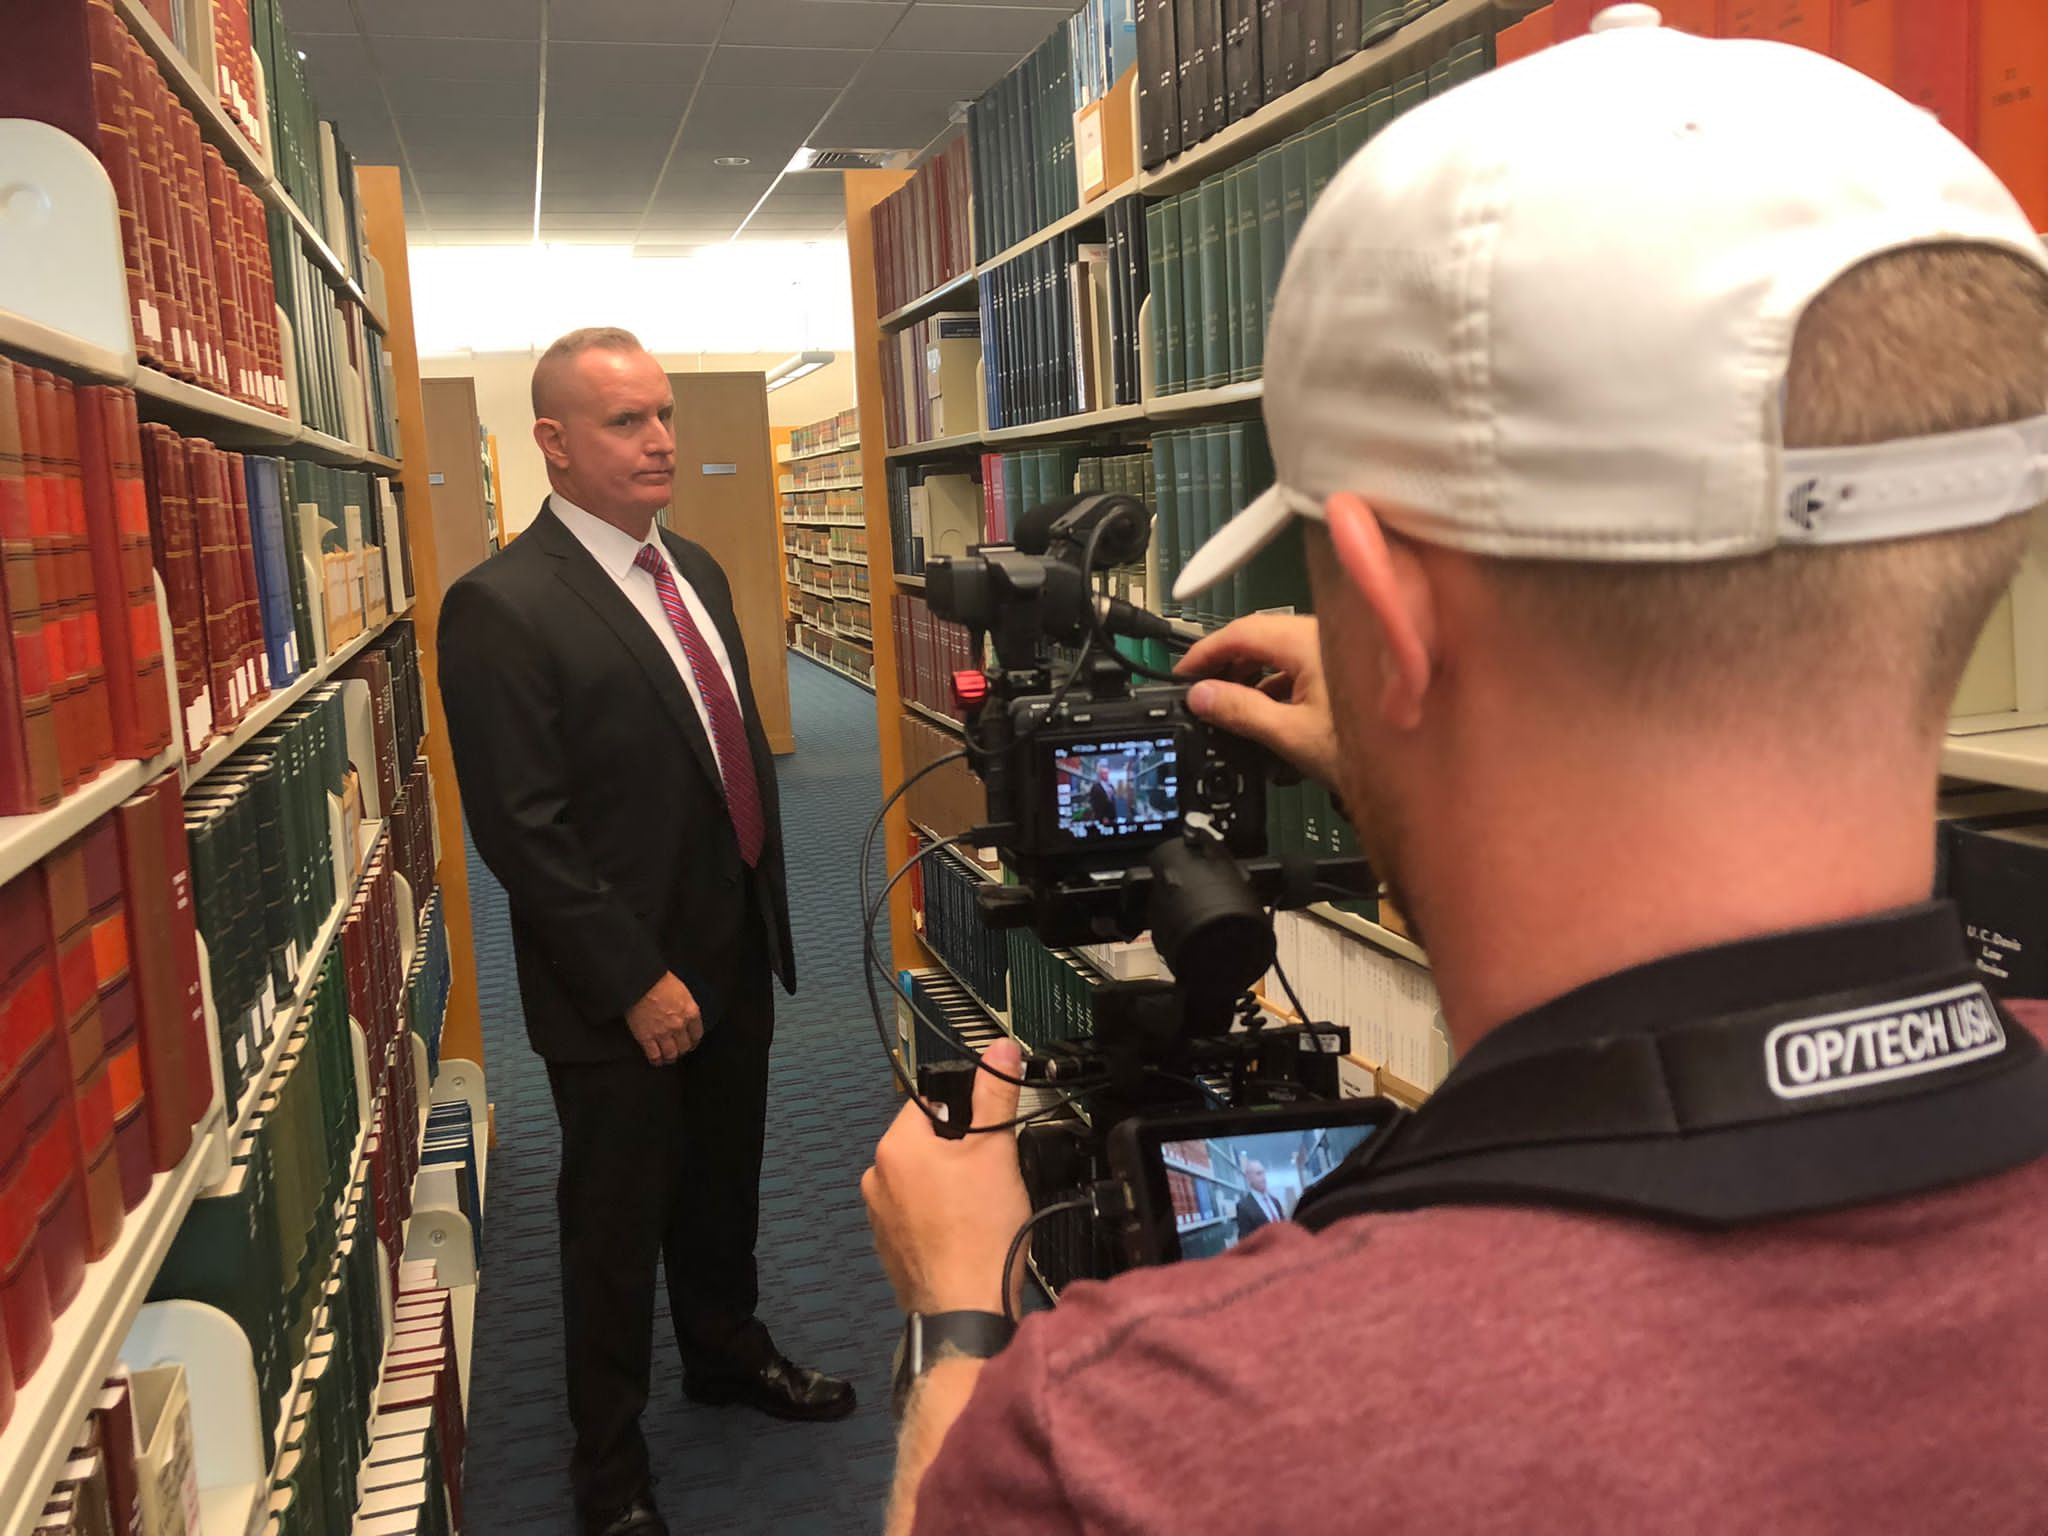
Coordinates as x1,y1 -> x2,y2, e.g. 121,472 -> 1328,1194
861,11 -> 2048,1533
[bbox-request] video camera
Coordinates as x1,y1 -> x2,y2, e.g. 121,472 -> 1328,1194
896,492 -> 1386,1280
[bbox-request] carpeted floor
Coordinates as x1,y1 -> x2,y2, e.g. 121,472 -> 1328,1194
459,654 -> 904,1533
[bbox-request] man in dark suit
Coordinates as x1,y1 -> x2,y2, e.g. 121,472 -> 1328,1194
1232,1159 -> 1286,1242
437,327 -> 853,1536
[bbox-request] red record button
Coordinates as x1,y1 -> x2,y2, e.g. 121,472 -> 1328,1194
950,670 -> 990,711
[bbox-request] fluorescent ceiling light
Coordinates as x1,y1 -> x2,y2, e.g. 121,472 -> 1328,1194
765,350 -> 834,391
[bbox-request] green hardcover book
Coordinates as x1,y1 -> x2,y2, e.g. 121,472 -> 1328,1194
1159,196 -> 1187,397
1305,115 -> 1341,212
1390,68 -> 1428,122
1177,193 -> 1205,395
1445,33 -> 1491,88
1359,0 -> 1403,46
1148,201 -> 1178,396
1281,130 -> 1311,258
1364,84 -> 1395,141
1335,98 -> 1373,165
1222,170 -> 1244,385
1301,779 -> 1328,855
1002,454 -> 1027,528
1153,433 -> 1182,616
1234,163 -> 1265,379
1052,444 -> 1080,499
1077,455 -> 1101,494
1197,176 -> 1227,391
1268,780 -> 1305,856
1257,147 -> 1286,338
1226,425 -> 1251,621
1201,426 -> 1230,623
1403,0 -> 1434,24
1172,430 -> 1200,618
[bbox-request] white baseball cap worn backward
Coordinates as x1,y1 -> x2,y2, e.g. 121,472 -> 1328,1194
1173,3 -> 2048,601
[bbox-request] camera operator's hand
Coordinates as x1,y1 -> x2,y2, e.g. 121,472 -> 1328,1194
625,971 -> 703,1066
1179,614 -> 1342,790
862,1040 -> 1033,1316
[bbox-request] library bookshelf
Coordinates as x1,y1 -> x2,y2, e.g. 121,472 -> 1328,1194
0,6 -> 485,1520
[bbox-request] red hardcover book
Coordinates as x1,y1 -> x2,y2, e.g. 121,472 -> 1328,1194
83,823 -> 149,1214
141,426 -> 209,750
159,90 -> 208,389
1895,0 -> 1977,144
26,1027 -> 86,1315
210,0 -> 262,145
1764,0 -> 1831,48
50,375 -> 115,780
115,774 -> 196,1172
238,183 -> 285,413
42,841 -> 122,1260
184,442 -> 240,729
115,392 -> 171,750
176,111 -> 228,395
121,42 -> 190,378
0,359 -> 59,812
1976,0 -> 2048,232
83,0 -> 151,361
154,775 -> 211,1122
92,1375 -> 144,1536
0,1131 -> 53,1387
222,451 -> 267,700
1833,0 -> 1895,83
16,371 -> 84,793
201,149 -> 253,406
77,387 -> 166,761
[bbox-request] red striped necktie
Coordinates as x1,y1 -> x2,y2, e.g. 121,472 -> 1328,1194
632,544 -> 765,867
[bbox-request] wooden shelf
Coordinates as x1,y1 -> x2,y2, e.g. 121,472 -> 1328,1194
0,307 -> 133,385
985,400 -> 1146,446
1306,902 -> 1429,968
885,429 -> 986,460
1141,0 -> 1522,195
896,572 -> 926,589
978,176 -> 1141,275
183,608 -> 407,789
134,367 -> 403,471
0,1097 -> 227,1536
783,479 -> 864,494
1942,725 -> 2048,794
782,438 -> 862,463
224,820 -> 385,1148
905,699 -> 964,736
109,0 -> 388,329
1146,377 -> 1265,419
782,514 -> 867,527
879,269 -> 980,331
0,748 -> 178,889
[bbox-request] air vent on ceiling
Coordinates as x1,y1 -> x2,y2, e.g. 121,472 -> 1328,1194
799,148 -> 910,171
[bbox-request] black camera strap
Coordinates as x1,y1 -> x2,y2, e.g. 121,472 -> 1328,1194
1295,960 -> 2048,1233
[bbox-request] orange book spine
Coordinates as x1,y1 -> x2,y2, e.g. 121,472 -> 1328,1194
1496,6 -> 1556,63
1833,0 -> 1896,85
1976,0 -> 2048,231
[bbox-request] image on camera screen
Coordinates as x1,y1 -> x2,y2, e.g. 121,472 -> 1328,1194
1160,1124 -> 1380,1259
1051,736 -> 1178,842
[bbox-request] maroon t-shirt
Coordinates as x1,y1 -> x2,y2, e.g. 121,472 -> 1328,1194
917,1001 -> 2048,1535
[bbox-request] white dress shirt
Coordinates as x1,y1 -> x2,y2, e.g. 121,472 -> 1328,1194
551,493 -> 742,777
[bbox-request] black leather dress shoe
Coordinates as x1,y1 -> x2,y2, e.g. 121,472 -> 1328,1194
585,1491 -> 667,1536
683,1352 -> 858,1422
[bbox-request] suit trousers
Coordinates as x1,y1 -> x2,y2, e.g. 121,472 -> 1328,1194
546,909 -> 775,1519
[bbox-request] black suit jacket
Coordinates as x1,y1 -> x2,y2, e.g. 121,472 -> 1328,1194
437,502 -> 795,1062
1235,1190 -> 1276,1238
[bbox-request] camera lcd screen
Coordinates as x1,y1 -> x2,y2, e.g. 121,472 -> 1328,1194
1047,734 -> 1179,846
1157,1122 -> 1381,1260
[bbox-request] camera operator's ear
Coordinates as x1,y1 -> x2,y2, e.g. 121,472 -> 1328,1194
1324,493 -> 1435,732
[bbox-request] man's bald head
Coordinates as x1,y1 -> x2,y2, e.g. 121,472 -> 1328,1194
532,326 -> 646,419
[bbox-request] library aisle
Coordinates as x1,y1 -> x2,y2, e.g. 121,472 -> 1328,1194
458,659 -> 899,1535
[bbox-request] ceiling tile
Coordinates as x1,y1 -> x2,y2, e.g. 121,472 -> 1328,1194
743,212 -> 847,231
297,29 -> 375,94
384,75 -> 538,117
814,89 -> 960,149
416,228 -> 533,245
545,41 -> 710,87
888,3 -> 1064,52
375,36 -> 540,79
858,46 -> 1011,94
275,0 -> 356,32
548,0 -> 728,45
703,46 -> 865,90
541,183 -> 659,213
352,0 -> 543,38
547,74 -> 697,117
684,82 -> 844,134
722,0 -> 906,50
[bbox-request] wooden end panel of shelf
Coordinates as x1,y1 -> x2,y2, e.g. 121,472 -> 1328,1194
360,165 -> 483,1071
845,167 -> 920,973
